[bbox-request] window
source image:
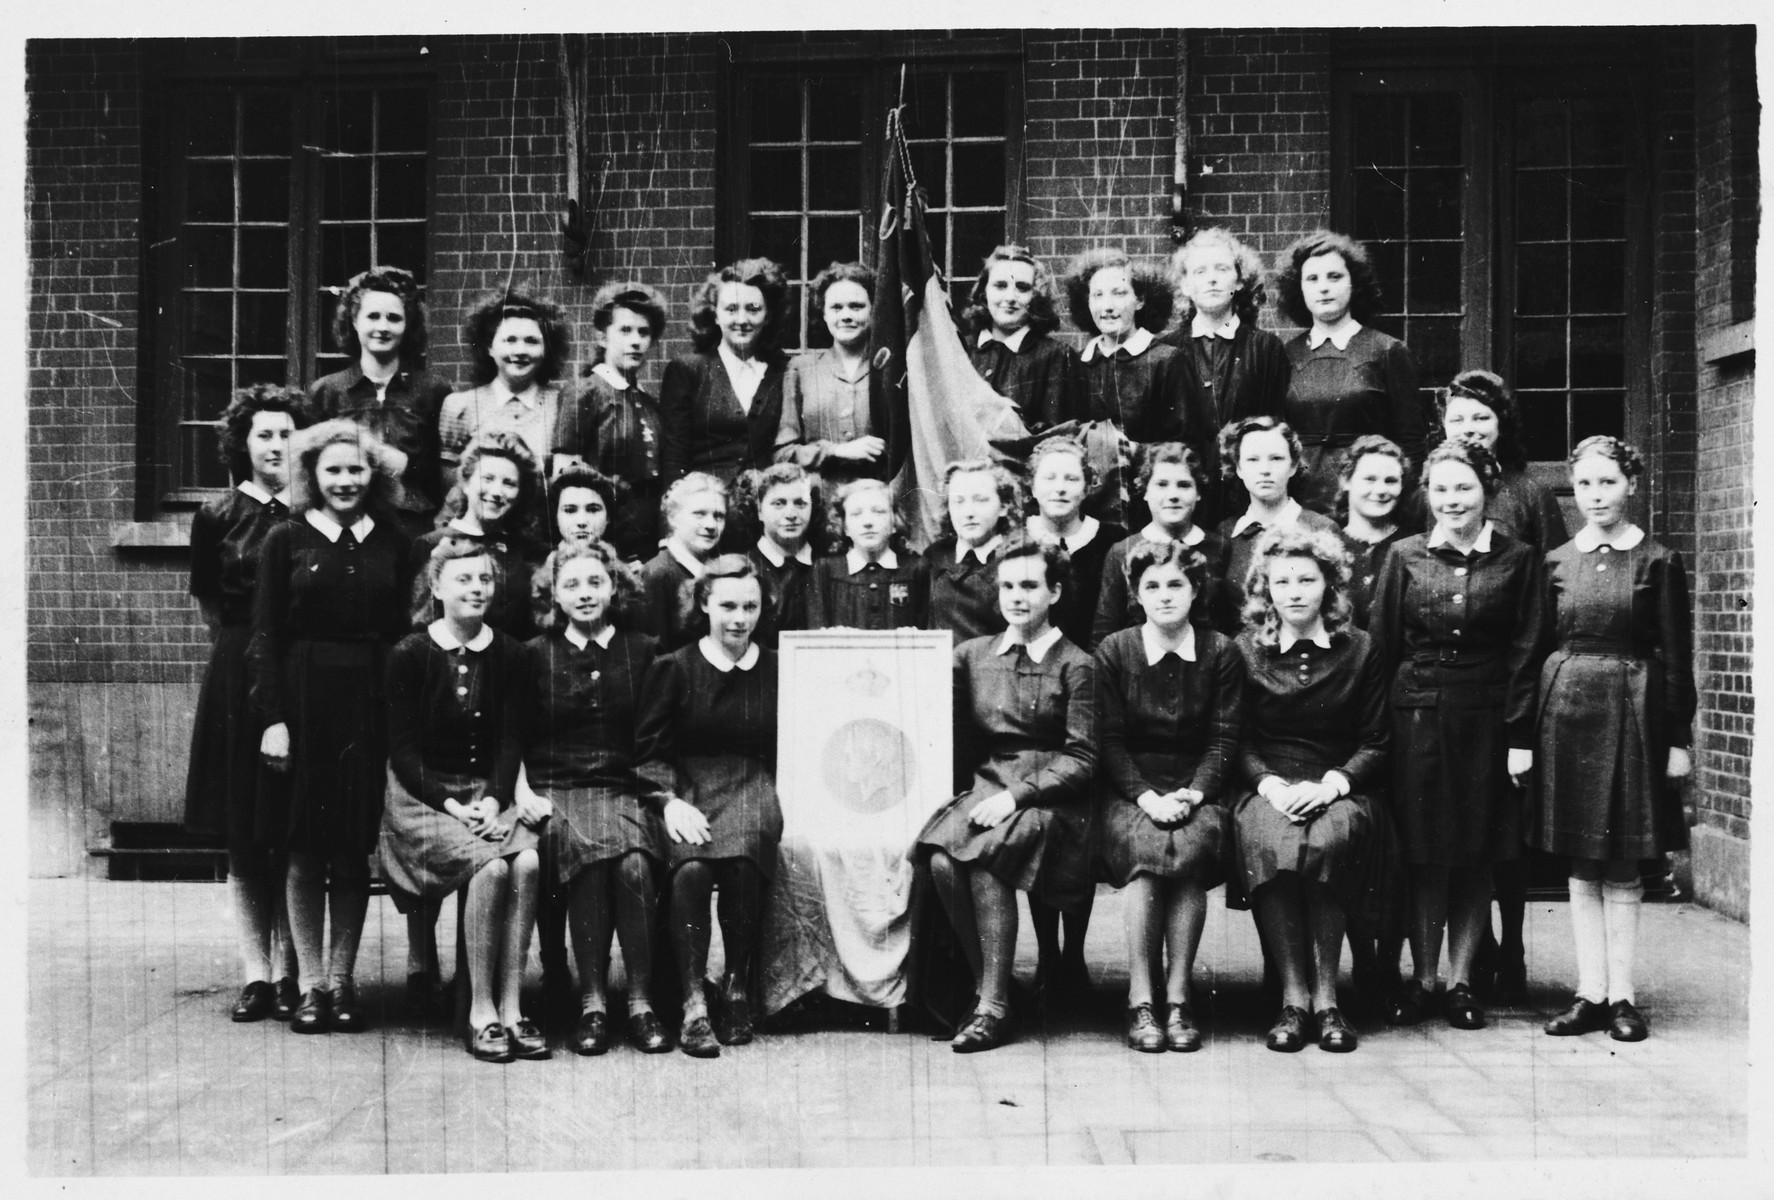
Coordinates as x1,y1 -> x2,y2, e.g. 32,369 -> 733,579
723,48 -> 1020,349
143,42 -> 432,506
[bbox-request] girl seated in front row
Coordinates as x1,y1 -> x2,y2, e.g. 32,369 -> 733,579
807,478 -> 930,630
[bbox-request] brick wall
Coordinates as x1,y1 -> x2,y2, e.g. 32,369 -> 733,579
1647,39 -> 1698,560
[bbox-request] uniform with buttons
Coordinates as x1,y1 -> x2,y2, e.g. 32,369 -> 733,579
807,550 -> 931,631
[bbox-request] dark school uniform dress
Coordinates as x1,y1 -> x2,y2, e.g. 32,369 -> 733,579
308,364 -> 452,537
1042,519 -> 1127,650
1342,526 -> 1410,630
1157,316 -> 1291,526
1230,627 -> 1394,931
748,540 -> 816,649
377,626 -> 536,911
807,549 -> 931,631
184,484 -> 293,853
1282,326 -> 1424,516
1076,330 -> 1199,525
247,511 -> 415,858
634,545 -> 702,652
967,328 -> 1081,436
518,626 -> 666,897
634,641 -> 783,877
1218,503 -> 1344,623
1406,463 -> 1568,556
1094,625 -> 1243,889
1530,530 -> 1695,861
1370,523 -> 1548,868
407,521 -> 541,642
552,368 -> 666,561
1092,526 -> 1237,644
926,537 -> 1007,644
916,631 -> 1098,912
659,349 -> 787,486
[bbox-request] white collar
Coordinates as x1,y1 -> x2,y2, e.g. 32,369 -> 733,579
666,539 -> 708,578
428,620 -> 495,653
1428,520 -> 1496,554
958,533 -> 1003,564
996,624 -> 1065,664
1573,524 -> 1645,553
1142,622 -> 1197,665
1035,515 -> 1099,555
238,480 -> 290,506
847,546 -> 900,574
562,623 -> 616,651
699,635 -> 760,673
1190,310 -> 1241,340
1138,522 -> 1205,547
1278,623 -> 1333,653
446,515 -> 485,538
978,326 -> 1031,352
1307,321 -> 1363,351
1081,326 -> 1155,362
1231,498 -> 1303,537
756,535 -> 813,567
592,361 -> 630,391
305,508 -> 375,543
717,341 -> 766,380
490,377 -> 540,409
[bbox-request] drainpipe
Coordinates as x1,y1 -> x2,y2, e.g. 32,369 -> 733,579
1171,31 -> 1191,245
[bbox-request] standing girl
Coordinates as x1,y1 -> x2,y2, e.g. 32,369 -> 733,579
736,463 -> 822,649
1370,440 -> 1547,1032
1339,434 -> 1413,630
774,262 -> 885,489
636,473 -> 729,651
1027,437 -> 1128,650
186,385 -> 310,1022
1533,438 -> 1693,1042
410,430 -> 543,641
1218,416 -> 1342,619
962,245 -> 1080,436
1093,443 -> 1233,644
249,421 -> 415,1033
927,459 -> 1024,644
1432,370 -> 1567,554
807,478 -> 931,630
438,287 -> 571,494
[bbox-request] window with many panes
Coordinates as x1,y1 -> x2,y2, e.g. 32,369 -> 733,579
723,45 -> 1020,350
143,41 -> 431,506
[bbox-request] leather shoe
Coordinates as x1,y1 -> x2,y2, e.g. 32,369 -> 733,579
1444,983 -> 1485,1030
1266,1005 -> 1315,1052
1124,1003 -> 1165,1053
1387,982 -> 1437,1027
330,981 -> 368,1033
468,1022 -> 513,1063
572,1010 -> 613,1056
506,1018 -> 551,1060
272,977 -> 299,1022
290,988 -> 331,1034
1317,1006 -> 1358,1053
628,1010 -> 671,1054
1165,1003 -> 1203,1052
679,1014 -> 721,1058
952,1010 -> 1013,1054
231,980 -> 277,1023
715,991 -> 754,1046
1544,997 -> 1610,1036
1608,999 -> 1649,1042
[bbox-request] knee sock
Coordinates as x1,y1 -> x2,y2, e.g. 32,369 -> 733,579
1566,877 -> 1607,1004
1602,878 -> 1643,1005
615,853 -> 660,1013
670,862 -> 715,1011
567,864 -> 614,1013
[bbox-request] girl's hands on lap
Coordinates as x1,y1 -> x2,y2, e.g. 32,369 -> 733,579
969,791 -> 1017,829
663,797 -> 711,845
511,791 -> 551,831
1137,789 -> 1185,826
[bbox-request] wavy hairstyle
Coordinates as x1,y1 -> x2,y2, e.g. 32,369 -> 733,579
1270,230 -> 1385,328
661,471 -> 730,536
331,266 -> 428,363
218,384 -> 313,483
1126,539 -> 1208,615
1170,226 -> 1267,325
589,281 -> 668,362
1240,525 -> 1355,648
689,553 -> 766,638
545,465 -> 626,546
961,244 -> 1062,338
1569,434 -> 1645,479
462,286 -> 572,388
543,539 -> 641,631
1026,437 -> 1096,518
1424,369 -> 1528,472
731,462 -> 831,555
416,535 -> 503,630
825,477 -> 910,553
457,429 -> 542,534
1422,438 -> 1503,498
1335,433 -> 1412,524
1136,441 -> 1209,495
996,528 -> 1069,590
687,257 -> 791,357
939,457 -> 1025,542
1064,247 -> 1175,337
805,262 -> 877,350
1218,415 -> 1304,480
288,419 -> 407,517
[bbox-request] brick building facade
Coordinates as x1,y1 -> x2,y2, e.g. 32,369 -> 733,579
25,29 -> 1757,919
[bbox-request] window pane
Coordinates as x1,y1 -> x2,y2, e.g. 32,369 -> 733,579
806,76 -> 863,142
1570,243 -> 1625,314
184,96 -> 235,156
320,223 -> 373,289
1515,98 -> 1568,167
1367,241 -> 1404,305
239,93 -> 291,155
377,224 -> 427,280
924,212 -> 948,273
1407,241 -> 1461,312
807,146 -> 860,211
323,157 -> 373,221
183,359 -> 233,418
378,155 -> 428,220
184,293 -> 233,356
1351,169 -> 1404,241
1569,168 -> 1626,240
1570,317 -> 1624,387
784,283 -> 805,351
182,424 -> 229,489
1515,172 -> 1566,242
1516,244 -> 1568,316
1404,316 -> 1461,386
1351,95 -> 1407,166
1411,168 -> 1462,239
238,159 -> 290,222
321,88 -> 375,153
908,143 -> 947,208
1515,318 -> 1567,389
808,216 -> 861,274
952,71 -> 1007,137
377,89 -> 431,152
237,293 -> 288,356
951,212 -> 1005,281
952,143 -> 1005,208
903,74 -> 947,140
1569,101 -> 1625,165
1519,391 -> 1568,460
236,358 -> 287,387
1571,390 -> 1625,441
238,227 -> 286,289
1409,95 -> 1462,165
748,77 -> 801,143
749,148 -> 802,212
182,227 -> 233,288
748,216 -> 802,275
186,162 -> 234,222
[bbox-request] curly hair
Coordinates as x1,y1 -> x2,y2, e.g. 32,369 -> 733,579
1270,230 -> 1385,328
461,286 -> 572,388
218,384 -> 313,483
687,258 -> 791,357
939,458 -> 1025,542
731,463 -> 830,554
689,553 -> 766,637
1422,438 -> 1503,497
1170,227 -> 1267,325
589,281 -> 668,362
1064,248 -> 1175,337
961,244 -> 1062,338
1126,540 -> 1208,611
805,262 -> 876,350
826,477 -> 909,553
661,471 -> 730,533
1423,369 -> 1528,472
1569,434 -> 1645,479
543,539 -> 640,631
1026,437 -> 1096,516
1241,525 -> 1355,648
331,266 -> 428,362
416,535 -> 505,630
1219,415 -> 1304,481
1135,441 -> 1208,495
545,466 -> 626,545
1334,433 -> 1412,524
997,529 -> 1069,590
456,429 -> 542,531
289,419 -> 407,517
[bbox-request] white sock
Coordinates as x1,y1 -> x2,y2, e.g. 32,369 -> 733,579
1567,878 -> 1607,1005
1603,879 -> 1643,1005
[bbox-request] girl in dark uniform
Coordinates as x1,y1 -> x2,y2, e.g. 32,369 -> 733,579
1218,416 -> 1341,620
1232,526 -> 1391,1053
916,534 -> 1097,1053
185,385 -> 310,1022
378,540 -> 547,1062
1026,436 -> 1127,650
1095,541 -> 1243,1052
926,459 -> 1023,644
735,463 -> 822,649
635,555 -> 783,1058
520,541 -> 670,1056
1094,443 -> 1233,643
636,472 -> 728,651
807,478 -> 930,631
1534,438 -> 1693,1042
962,245 -> 1080,437
248,421 -> 415,1034
1370,440 -> 1547,1032
1339,435 -> 1412,630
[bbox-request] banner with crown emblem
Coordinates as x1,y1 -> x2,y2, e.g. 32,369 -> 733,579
762,630 -> 954,1012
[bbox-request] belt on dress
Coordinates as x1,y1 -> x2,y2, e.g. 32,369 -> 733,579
1559,638 -> 1642,658
1411,647 -> 1503,667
